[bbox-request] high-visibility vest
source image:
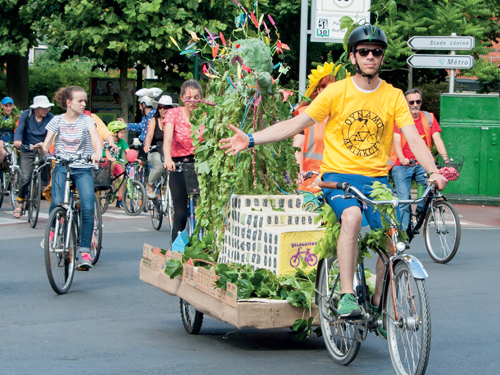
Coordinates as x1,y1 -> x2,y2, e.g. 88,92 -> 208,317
387,111 -> 434,170
295,106 -> 326,173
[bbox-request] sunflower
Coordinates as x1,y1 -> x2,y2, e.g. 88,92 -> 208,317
304,62 -> 348,98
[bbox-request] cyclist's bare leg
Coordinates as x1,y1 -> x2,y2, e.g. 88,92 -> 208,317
0,140 -> 6,163
337,206 -> 363,294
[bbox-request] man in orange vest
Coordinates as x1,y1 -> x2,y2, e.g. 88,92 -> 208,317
391,88 -> 450,229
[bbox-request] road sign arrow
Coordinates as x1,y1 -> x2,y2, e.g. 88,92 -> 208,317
406,54 -> 474,69
407,36 -> 475,50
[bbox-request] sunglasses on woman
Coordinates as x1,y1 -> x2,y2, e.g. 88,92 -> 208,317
355,48 -> 384,57
408,100 -> 422,105
158,105 -> 171,110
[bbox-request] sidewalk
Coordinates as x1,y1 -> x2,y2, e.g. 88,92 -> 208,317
454,204 -> 500,228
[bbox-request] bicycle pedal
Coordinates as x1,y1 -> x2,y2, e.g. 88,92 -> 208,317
76,266 -> 91,271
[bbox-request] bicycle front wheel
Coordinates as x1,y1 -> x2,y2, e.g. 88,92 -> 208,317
123,179 -> 146,216
44,207 -> 76,294
424,200 -> 461,263
150,199 -> 163,230
28,172 -> 42,228
386,262 -> 431,375
10,169 -> 20,210
90,194 -> 103,265
318,256 -> 361,365
96,189 -> 110,215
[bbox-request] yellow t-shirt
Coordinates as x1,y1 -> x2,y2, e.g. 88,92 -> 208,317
305,78 -> 414,177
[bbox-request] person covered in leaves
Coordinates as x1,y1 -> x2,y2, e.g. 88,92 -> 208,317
162,80 -> 203,242
221,25 -> 448,336
294,62 -> 349,192
0,97 -> 20,164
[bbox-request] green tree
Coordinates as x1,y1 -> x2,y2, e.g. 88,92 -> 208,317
0,0 -> 39,108
370,0 -> 500,91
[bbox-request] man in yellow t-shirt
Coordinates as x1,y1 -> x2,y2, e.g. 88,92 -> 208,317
221,25 -> 448,321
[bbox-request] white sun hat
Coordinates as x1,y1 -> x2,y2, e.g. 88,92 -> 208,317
30,95 -> 54,109
135,88 -> 163,107
153,95 -> 179,109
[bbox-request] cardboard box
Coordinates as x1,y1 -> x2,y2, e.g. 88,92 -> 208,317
140,261 -> 318,329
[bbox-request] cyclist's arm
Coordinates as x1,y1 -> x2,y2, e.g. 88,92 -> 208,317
293,133 -> 305,172
393,133 -> 409,166
13,110 -> 28,145
401,124 -> 447,189
432,132 -> 449,162
220,112 -> 315,155
88,124 -> 103,163
162,121 -> 175,171
144,117 -> 155,153
32,130 -> 56,155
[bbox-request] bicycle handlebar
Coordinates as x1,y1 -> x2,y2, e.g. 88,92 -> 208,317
318,180 -> 437,207
46,154 -> 105,166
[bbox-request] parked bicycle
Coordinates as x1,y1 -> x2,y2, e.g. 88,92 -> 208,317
405,154 -> 464,263
0,142 -> 20,210
43,155 -> 103,294
316,180 -> 432,375
95,150 -> 147,216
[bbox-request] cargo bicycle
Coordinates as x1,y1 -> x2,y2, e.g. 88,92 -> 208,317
43,155 -> 104,294
316,180 -> 433,375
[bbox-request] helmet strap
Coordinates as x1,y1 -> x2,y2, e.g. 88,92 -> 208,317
353,53 -> 384,85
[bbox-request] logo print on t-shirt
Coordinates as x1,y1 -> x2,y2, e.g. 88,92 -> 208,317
342,110 -> 384,157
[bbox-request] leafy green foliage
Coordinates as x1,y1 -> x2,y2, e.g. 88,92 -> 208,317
0,0 -> 38,56
0,106 -> 21,132
164,259 -> 183,280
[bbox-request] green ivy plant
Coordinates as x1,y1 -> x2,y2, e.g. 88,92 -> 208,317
0,106 -> 21,132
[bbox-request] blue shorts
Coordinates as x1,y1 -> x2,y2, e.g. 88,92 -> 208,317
322,173 -> 394,230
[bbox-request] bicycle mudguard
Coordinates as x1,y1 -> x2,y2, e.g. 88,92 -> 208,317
392,254 -> 429,279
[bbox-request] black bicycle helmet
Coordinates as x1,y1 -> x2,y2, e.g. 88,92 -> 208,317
347,25 -> 388,53
348,25 -> 388,83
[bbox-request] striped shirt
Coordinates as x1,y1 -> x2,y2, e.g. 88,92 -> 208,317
46,114 -> 96,168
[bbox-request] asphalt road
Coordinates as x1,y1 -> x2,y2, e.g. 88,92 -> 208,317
1,200 -> 499,375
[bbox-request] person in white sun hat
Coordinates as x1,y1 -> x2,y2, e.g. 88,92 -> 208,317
117,87 -> 162,147
12,95 -> 55,218
143,95 -> 179,198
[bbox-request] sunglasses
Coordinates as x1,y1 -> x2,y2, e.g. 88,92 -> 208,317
408,100 -> 422,105
157,105 -> 171,110
355,48 -> 384,57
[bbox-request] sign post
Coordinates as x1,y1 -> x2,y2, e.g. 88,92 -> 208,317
406,33 -> 475,93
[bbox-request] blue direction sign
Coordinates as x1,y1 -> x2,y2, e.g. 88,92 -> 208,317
406,54 -> 474,69
407,36 -> 475,50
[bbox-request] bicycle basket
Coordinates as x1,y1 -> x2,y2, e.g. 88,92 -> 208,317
92,161 -> 112,190
182,163 -> 199,195
436,154 -> 464,181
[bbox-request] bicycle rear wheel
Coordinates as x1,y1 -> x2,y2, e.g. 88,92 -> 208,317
386,262 -> 431,375
123,179 -> 146,216
90,194 -> 103,265
96,189 -> 110,214
28,172 -> 42,228
424,200 -> 461,263
10,169 -> 20,210
180,298 -> 203,334
318,256 -> 361,365
44,207 -> 76,294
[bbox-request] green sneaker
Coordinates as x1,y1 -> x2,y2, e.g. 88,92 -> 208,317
338,293 -> 362,318
371,302 -> 387,339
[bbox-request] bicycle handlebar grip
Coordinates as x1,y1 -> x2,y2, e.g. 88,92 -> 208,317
317,181 -> 349,190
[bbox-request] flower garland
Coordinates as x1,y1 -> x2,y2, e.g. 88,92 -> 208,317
0,106 -> 21,132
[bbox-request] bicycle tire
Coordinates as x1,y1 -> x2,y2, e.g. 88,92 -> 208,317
150,199 -> 163,230
90,194 -> 103,265
44,207 -> 76,294
164,182 -> 174,233
96,189 -> 110,215
180,298 -> 204,334
0,169 -> 5,209
28,172 -> 42,228
386,261 -> 431,375
424,200 -> 461,264
123,179 -> 146,216
318,256 -> 361,365
10,169 -> 20,210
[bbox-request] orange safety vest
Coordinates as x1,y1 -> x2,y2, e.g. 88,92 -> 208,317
295,106 -> 326,192
387,111 -> 433,170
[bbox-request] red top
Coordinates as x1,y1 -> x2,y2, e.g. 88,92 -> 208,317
393,114 -> 441,165
163,107 -> 195,157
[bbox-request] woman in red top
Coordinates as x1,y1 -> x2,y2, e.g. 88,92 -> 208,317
162,79 -> 203,241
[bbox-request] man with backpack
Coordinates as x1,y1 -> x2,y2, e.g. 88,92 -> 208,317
389,88 -> 450,229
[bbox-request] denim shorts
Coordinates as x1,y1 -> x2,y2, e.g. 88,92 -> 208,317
322,172 -> 394,230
